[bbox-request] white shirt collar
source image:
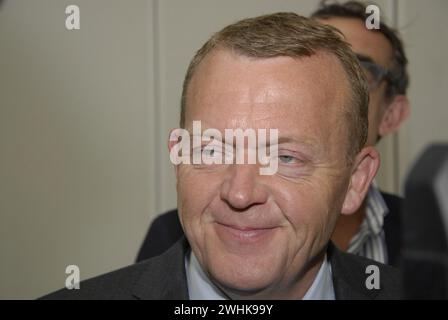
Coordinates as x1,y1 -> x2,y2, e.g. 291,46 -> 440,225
302,255 -> 335,300
185,250 -> 335,300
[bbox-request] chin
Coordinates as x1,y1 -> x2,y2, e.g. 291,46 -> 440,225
206,251 -> 282,295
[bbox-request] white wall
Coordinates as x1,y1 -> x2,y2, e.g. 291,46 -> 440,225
1,0 -> 447,299
0,0 -> 156,299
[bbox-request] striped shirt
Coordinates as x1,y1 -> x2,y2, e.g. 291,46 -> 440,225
346,183 -> 389,264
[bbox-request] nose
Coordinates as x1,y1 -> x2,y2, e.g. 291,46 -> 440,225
220,164 -> 269,211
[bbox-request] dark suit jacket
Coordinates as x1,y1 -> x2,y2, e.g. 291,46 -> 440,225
382,193 -> 402,266
136,192 -> 403,266
42,237 -> 401,299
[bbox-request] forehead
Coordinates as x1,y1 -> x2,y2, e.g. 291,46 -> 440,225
186,50 -> 348,131
318,17 -> 394,68
184,49 -> 351,159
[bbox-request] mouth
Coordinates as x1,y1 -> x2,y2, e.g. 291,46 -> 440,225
214,222 -> 278,245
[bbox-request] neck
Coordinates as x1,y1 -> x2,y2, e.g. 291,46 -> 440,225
331,202 -> 366,251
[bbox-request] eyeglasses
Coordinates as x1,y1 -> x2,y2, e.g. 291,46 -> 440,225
357,54 -> 396,91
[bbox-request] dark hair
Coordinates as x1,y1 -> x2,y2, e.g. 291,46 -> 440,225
181,12 -> 369,159
311,0 -> 409,98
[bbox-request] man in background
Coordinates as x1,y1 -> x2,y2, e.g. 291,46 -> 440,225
137,1 -> 410,266
312,1 -> 410,265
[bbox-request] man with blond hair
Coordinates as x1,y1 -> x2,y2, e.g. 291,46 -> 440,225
138,1 -> 410,267
43,12 -> 400,300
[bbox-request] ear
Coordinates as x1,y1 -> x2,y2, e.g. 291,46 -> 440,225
378,95 -> 410,137
341,146 -> 380,215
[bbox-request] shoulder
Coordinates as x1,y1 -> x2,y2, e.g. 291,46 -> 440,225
39,265 -> 139,299
40,238 -> 189,300
39,259 -> 153,300
329,244 -> 402,299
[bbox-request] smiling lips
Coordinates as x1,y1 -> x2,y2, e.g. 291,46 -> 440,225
214,222 -> 278,244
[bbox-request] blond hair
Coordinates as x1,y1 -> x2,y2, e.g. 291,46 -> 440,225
180,12 -> 369,158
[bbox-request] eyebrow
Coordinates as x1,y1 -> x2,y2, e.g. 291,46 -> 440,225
189,133 -> 319,150
278,136 -> 315,144
271,137 -> 320,153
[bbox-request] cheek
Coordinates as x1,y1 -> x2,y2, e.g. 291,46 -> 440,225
178,168 -> 204,207
273,177 -> 343,246
176,167 -> 222,236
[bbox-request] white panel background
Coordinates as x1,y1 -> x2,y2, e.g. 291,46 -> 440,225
0,0 -> 447,299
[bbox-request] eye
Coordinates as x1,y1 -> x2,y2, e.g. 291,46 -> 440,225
202,147 -> 215,157
279,155 -> 298,164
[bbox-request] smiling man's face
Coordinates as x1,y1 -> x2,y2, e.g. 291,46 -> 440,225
171,49 -> 369,299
